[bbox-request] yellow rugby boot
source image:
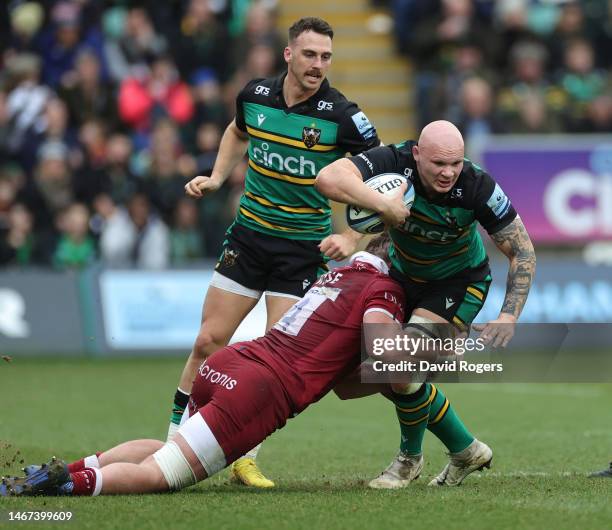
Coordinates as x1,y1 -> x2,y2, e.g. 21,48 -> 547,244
230,458 -> 275,488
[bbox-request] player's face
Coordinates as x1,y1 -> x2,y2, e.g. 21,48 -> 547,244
413,142 -> 464,196
285,31 -> 332,93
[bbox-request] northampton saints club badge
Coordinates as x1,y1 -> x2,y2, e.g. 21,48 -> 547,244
220,247 -> 239,268
302,126 -> 321,149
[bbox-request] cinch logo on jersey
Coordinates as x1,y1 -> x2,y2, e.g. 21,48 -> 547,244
402,220 -> 462,242
198,364 -> 237,390
351,111 -> 376,140
252,143 -> 316,175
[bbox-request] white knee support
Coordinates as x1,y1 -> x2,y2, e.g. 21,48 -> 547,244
178,412 -> 227,477
153,441 -> 197,491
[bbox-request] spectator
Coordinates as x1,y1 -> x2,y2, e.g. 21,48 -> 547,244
28,140 -> 75,228
6,1 -> 45,55
4,53 -> 51,158
193,122 -> 221,176
18,96 -> 77,174
0,202 -> 46,266
58,48 -> 118,129
547,1 -> 589,72
144,119 -> 194,221
433,39 -> 497,124
104,6 -> 167,81
103,133 -> 140,204
72,119 -> 110,206
99,192 -> 170,269
409,0 -> 500,127
571,93 -> 612,133
170,197 -> 204,265
52,202 -> 96,270
558,38 -> 610,130
506,92 -> 564,134
497,40 -> 567,131
118,55 -> 194,134
33,0 -> 107,88
190,68 -> 229,131
455,76 -> 505,142
233,1 -> 284,75
174,0 -> 232,82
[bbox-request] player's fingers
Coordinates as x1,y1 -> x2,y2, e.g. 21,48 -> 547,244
479,325 -> 494,344
184,182 -> 201,197
492,330 -> 505,348
472,323 -> 485,331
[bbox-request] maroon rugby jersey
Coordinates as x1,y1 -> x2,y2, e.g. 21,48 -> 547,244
231,253 -> 405,413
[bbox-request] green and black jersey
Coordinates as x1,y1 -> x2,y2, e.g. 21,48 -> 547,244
234,73 -> 380,240
350,141 -> 517,282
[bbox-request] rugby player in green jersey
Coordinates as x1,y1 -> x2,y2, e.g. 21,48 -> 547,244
171,17 -> 398,487
316,120 -> 536,488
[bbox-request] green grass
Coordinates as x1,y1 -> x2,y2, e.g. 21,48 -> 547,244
1,358 -> 610,530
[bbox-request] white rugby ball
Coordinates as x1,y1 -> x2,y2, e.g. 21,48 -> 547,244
346,173 -> 415,234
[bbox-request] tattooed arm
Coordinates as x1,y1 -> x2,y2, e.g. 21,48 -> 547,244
473,216 -> 536,347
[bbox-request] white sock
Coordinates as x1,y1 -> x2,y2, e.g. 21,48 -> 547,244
84,454 -> 101,469
92,467 -> 103,496
243,443 -> 261,460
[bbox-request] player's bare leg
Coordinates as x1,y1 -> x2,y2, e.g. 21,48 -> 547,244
22,440 -> 166,477
4,435 -> 208,496
168,285 -> 259,440
98,434 -> 207,494
229,293 -> 296,489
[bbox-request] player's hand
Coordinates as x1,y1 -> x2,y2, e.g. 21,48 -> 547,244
184,176 -> 221,198
319,233 -> 358,261
472,313 -> 517,348
379,182 -> 410,228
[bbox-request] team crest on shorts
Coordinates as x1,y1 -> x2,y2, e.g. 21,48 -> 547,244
221,248 -> 239,267
302,126 -> 321,149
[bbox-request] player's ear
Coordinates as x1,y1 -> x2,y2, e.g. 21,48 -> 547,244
412,144 -> 419,161
284,46 -> 292,64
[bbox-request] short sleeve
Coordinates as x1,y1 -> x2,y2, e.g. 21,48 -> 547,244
337,103 -> 380,155
363,277 -> 406,323
234,79 -> 264,132
473,171 -> 517,234
348,145 -> 400,181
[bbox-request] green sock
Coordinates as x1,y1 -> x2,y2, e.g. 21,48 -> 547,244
427,385 -> 474,453
391,383 -> 435,456
170,388 -> 190,426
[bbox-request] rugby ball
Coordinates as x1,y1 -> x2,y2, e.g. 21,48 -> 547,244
346,173 -> 415,234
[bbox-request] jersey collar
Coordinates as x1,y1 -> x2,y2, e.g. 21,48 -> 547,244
273,72 -> 331,110
348,251 -> 389,275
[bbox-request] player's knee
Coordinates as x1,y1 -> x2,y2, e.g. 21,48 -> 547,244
193,328 -> 226,359
152,442 -> 198,492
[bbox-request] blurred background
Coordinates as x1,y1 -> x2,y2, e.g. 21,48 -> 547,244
0,0 -> 611,357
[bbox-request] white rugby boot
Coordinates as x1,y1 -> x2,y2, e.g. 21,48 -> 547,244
368,452 -> 424,489
428,439 -> 492,486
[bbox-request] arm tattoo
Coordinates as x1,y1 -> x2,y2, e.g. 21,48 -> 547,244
490,218 -> 536,319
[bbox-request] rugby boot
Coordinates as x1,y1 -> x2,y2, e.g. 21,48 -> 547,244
368,452 -> 424,489
428,439 -> 492,486
589,462 -> 612,478
1,457 -> 70,496
230,458 -> 275,488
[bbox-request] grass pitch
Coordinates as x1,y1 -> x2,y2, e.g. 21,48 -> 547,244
1,357 -> 610,530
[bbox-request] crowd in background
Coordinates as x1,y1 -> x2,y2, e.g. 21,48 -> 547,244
1,0 -> 611,271
389,0 -> 612,139
0,0 -> 282,269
